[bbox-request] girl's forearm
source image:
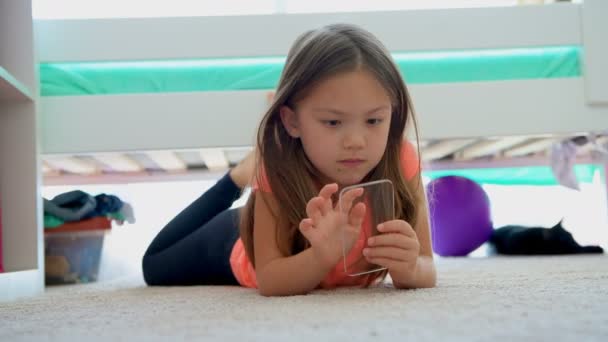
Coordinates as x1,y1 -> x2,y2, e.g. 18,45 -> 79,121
256,248 -> 334,296
393,256 -> 437,289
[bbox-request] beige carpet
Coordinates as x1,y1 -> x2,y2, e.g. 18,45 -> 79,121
1,255 -> 607,341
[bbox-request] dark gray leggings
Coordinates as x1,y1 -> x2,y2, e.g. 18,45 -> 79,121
142,173 -> 243,286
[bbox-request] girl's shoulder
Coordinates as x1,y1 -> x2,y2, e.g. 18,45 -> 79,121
251,164 -> 271,193
400,139 -> 420,181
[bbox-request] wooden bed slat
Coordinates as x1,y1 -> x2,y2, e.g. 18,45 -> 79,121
143,151 -> 187,172
199,148 -> 229,171
421,139 -> 476,161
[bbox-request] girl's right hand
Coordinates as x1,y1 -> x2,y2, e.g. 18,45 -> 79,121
298,183 -> 366,269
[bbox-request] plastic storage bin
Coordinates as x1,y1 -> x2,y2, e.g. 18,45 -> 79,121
44,217 -> 111,285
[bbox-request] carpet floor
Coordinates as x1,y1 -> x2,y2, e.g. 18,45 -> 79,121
1,255 -> 607,341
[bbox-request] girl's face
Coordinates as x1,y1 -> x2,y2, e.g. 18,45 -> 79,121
280,69 -> 392,187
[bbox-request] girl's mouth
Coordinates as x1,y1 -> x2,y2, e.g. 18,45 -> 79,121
339,159 -> 364,167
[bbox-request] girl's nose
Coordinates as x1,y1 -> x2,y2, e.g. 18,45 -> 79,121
343,131 -> 365,150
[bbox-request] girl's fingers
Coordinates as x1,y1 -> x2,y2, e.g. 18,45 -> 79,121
299,218 -> 316,242
318,183 -> 338,214
348,202 -> 366,227
306,197 -> 326,222
321,197 -> 332,216
340,187 -> 364,214
299,218 -> 314,233
319,183 -> 338,199
363,246 -> 408,261
378,220 -> 416,238
367,233 -> 413,249
364,257 -> 399,270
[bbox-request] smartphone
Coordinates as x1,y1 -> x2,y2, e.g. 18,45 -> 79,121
339,179 -> 394,276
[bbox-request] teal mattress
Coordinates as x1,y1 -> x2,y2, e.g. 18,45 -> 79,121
39,46 -> 581,96
423,164 -> 602,186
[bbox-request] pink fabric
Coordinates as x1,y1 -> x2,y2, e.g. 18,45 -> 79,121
230,140 -> 420,288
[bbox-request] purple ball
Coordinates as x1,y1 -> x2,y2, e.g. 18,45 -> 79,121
426,176 -> 493,256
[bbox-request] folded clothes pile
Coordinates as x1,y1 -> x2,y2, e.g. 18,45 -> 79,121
43,190 -> 135,230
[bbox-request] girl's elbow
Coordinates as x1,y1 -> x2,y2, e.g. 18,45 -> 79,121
257,280 -> 277,297
423,277 -> 437,289
257,277 -> 311,297
256,274 -> 283,297
258,287 -> 280,297
257,281 -> 307,297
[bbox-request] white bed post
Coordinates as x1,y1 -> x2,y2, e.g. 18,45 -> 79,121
605,163 -> 608,229
581,0 -> 608,227
581,0 -> 608,105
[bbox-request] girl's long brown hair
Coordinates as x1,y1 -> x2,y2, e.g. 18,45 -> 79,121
239,23 -> 422,286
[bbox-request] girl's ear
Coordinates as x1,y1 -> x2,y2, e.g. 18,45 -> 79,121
279,105 -> 301,138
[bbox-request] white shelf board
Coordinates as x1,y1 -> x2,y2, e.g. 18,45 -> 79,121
35,4 -> 581,62
0,66 -> 34,102
39,78 -> 608,154
0,269 -> 44,302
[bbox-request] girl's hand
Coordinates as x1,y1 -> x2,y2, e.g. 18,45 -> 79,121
299,184 -> 366,269
363,220 -> 420,285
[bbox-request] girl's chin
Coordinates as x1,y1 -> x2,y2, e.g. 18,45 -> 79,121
336,176 -> 366,188
318,170 -> 366,188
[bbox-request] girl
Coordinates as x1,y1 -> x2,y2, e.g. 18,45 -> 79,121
142,23 -> 436,296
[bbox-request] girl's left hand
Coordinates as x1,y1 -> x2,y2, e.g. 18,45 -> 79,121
363,220 -> 420,284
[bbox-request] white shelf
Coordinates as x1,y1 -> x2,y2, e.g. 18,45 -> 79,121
0,66 -> 34,102
0,269 -> 44,302
1,0 -> 43,302
0,99 -> 43,301
38,78 -> 608,154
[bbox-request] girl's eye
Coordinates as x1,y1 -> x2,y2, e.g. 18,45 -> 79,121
367,118 -> 383,125
323,120 -> 341,127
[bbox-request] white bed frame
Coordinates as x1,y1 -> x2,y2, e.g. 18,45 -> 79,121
35,1 -> 608,155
